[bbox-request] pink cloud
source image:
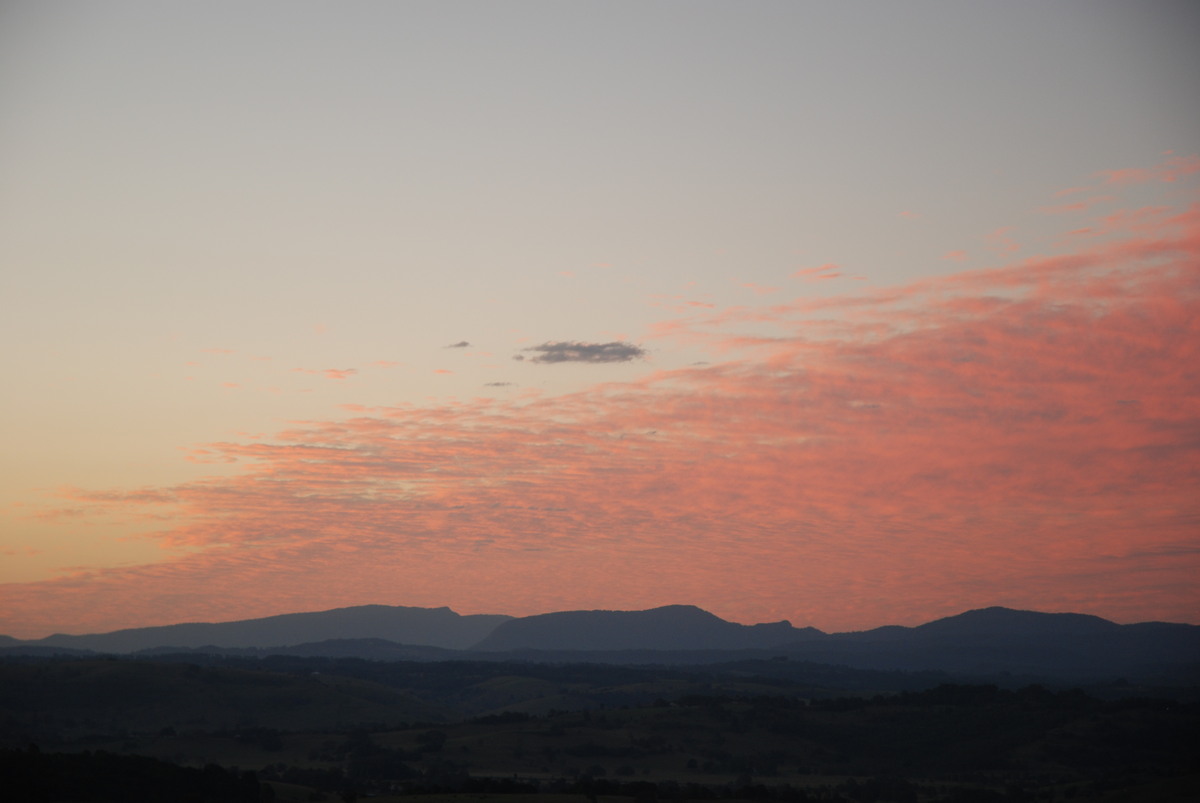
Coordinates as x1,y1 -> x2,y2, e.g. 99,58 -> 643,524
294,368 -> 358,380
3,177 -> 1197,639
1038,195 -> 1114,215
1053,186 -> 1092,198
985,226 -> 1020,254
791,263 -> 842,281
1097,153 -> 1200,185
649,295 -> 718,313
739,282 -> 780,295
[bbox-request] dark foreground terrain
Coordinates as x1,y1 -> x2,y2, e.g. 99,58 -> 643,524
2,655 -> 1197,802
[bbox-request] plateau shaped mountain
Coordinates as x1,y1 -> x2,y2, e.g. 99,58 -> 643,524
470,604 -> 821,651
21,605 -> 511,654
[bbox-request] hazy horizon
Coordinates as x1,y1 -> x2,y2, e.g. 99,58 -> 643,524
2,1 -> 1198,639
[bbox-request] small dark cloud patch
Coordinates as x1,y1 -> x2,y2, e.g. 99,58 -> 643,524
520,341 -> 647,364
445,341 -> 471,349
484,381 -> 514,387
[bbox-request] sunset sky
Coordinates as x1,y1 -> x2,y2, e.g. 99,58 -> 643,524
2,1 -> 1198,639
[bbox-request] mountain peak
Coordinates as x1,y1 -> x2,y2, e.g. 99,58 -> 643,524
916,606 -> 1119,636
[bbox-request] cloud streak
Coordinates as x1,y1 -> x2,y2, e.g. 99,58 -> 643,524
295,368 -> 358,380
517,341 -> 648,364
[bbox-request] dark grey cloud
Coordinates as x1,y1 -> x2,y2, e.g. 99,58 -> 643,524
484,381 -> 514,387
518,340 -> 647,364
445,341 -> 471,349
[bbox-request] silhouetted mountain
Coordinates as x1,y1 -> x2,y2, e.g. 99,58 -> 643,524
133,638 -> 463,662
4,604 -> 1196,685
471,604 -> 821,651
0,644 -> 95,657
915,606 -> 1120,636
20,605 -> 510,653
779,607 -> 1200,679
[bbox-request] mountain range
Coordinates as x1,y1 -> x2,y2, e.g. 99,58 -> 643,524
4,604 -> 1198,683
6,604 -> 509,653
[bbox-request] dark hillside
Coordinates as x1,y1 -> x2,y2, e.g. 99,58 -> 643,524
473,605 -> 817,651
0,658 -> 447,742
781,607 -> 1200,679
26,604 -> 510,653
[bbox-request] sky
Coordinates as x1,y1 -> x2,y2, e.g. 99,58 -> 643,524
1,1 -> 1198,639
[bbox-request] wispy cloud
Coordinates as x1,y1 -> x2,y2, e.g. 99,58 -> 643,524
516,341 -> 648,364
445,341 -> 471,349
1038,195 -> 1114,215
739,282 -> 780,295
791,263 -> 842,281
295,368 -> 358,380
1097,153 -> 1200,185
985,226 -> 1020,254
